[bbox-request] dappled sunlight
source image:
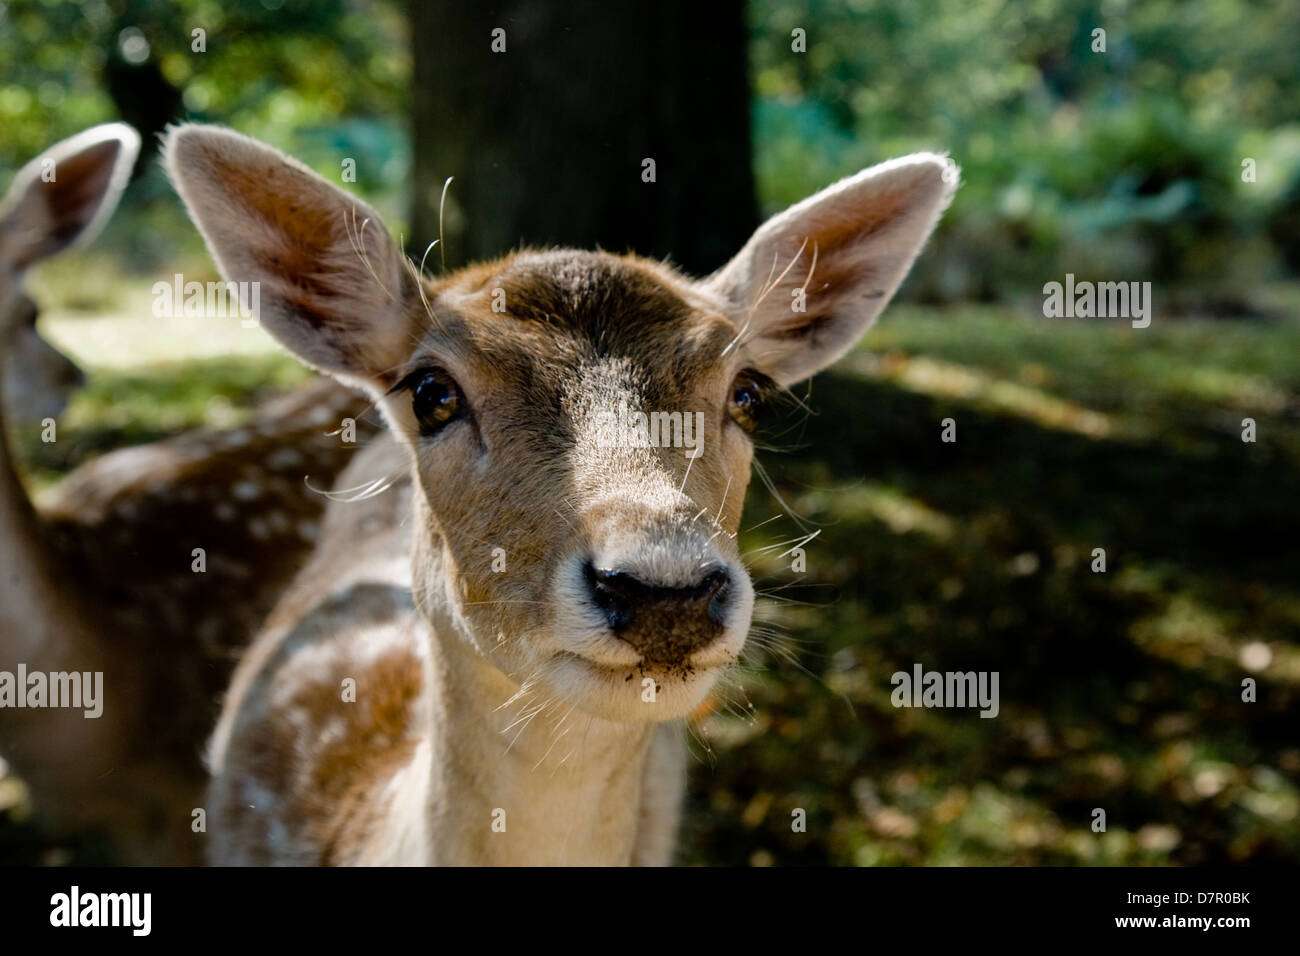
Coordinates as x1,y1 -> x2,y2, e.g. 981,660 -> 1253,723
1126,587 -> 1300,685
793,483 -> 957,541
42,309 -> 281,371
678,299 -> 1300,865
869,305 -> 1300,419
841,349 -> 1118,439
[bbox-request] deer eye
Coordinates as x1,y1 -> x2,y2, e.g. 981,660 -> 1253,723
727,371 -> 765,434
400,368 -> 466,436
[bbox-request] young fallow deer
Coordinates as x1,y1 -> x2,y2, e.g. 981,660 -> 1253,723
0,126 -> 134,426
165,124 -> 957,865
0,125 -> 373,863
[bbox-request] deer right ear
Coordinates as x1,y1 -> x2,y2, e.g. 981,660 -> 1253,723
702,153 -> 957,386
0,122 -> 140,275
163,124 -> 418,393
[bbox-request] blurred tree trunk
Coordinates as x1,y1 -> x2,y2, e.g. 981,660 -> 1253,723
410,0 -> 757,277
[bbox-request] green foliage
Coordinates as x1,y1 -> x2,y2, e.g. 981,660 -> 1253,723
0,0 -> 407,163
0,0 -> 410,271
4,0 -> 1295,302
750,0 -> 1300,308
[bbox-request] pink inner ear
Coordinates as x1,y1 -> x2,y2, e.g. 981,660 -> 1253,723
211,158 -> 340,272
757,186 -> 922,337
804,185 -> 914,253
168,129 -> 418,390
755,247 -> 880,341
198,149 -> 383,338
6,140 -> 124,272
43,141 -> 123,237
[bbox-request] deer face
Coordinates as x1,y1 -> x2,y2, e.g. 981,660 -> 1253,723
378,251 -> 759,720
166,125 -> 956,722
0,124 -> 139,426
2,293 -> 87,424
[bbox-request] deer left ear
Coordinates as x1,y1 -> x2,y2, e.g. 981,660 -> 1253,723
702,153 -> 957,386
0,123 -> 140,275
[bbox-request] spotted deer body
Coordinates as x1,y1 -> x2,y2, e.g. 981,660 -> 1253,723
0,127 -> 374,863
164,125 -> 957,866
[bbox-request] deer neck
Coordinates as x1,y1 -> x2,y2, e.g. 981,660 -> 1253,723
0,309 -> 85,663
0,294 -> 121,809
411,512 -> 657,866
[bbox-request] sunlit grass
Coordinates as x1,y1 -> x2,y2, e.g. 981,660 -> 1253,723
874,301 -> 1300,415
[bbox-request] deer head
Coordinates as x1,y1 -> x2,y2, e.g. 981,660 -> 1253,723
0,123 -> 139,424
165,125 -> 955,725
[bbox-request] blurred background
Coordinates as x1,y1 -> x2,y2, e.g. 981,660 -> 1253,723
1,0 -> 1297,864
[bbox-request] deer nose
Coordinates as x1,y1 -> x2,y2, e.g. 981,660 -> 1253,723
583,560 -> 731,658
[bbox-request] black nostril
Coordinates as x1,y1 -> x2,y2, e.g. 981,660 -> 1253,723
699,568 -> 731,625
583,561 -> 731,632
693,568 -> 728,603
584,562 -> 638,631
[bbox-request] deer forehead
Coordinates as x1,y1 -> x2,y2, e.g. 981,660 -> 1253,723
425,250 -> 742,404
